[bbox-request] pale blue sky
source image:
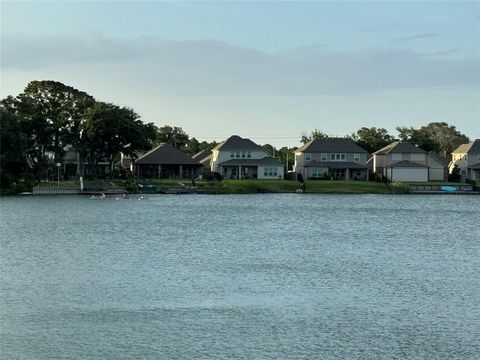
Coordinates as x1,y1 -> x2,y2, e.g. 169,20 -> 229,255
2,1 -> 479,145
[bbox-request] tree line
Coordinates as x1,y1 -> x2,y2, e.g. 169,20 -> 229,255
0,80 -> 471,191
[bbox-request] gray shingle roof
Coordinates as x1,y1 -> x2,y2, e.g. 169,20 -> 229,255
303,161 -> 367,169
213,135 -> 264,151
468,162 -> 480,170
218,157 -> 283,166
387,160 -> 428,168
373,141 -> 426,155
452,139 -> 480,154
135,144 -> 202,165
192,150 -> 212,161
428,152 -> 449,166
296,138 -> 368,153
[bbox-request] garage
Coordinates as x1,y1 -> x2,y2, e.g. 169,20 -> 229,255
387,161 -> 429,182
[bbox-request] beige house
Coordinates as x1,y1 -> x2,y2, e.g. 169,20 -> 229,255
372,141 -> 447,182
211,135 -> 284,179
293,138 -> 369,180
449,139 -> 480,182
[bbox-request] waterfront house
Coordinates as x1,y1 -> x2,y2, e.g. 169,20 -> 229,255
134,144 -> 202,179
62,146 -> 111,179
210,135 -> 284,179
372,141 -> 447,181
293,138 -> 369,180
449,139 -> 480,182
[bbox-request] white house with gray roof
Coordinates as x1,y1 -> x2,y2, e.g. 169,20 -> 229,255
293,138 -> 369,180
449,139 -> 480,182
372,141 -> 447,182
211,135 -> 284,179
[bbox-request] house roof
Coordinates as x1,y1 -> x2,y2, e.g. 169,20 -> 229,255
468,162 -> 480,170
452,139 -> 480,154
135,144 -> 202,166
192,150 -> 212,161
296,137 -> 368,153
199,154 -> 212,167
218,157 -> 283,166
428,152 -> 449,166
387,160 -> 428,168
213,135 -> 264,151
373,141 -> 426,155
303,160 -> 368,169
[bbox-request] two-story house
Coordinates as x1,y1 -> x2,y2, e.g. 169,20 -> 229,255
293,138 -> 369,180
449,139 -> 480,182
210,135 -> 284,179
372,141 -> 447,182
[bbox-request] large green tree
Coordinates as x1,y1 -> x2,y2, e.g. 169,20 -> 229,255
349,127 -> 395,153
396,122 -> 469,156
154,125 -> 189,149
301,129 -> 329,144
82,102 -> 156,176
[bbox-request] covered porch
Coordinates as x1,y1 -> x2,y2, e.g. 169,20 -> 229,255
135,164 -> 201,179
220,165 -> 258,179
305,162 -> 369,180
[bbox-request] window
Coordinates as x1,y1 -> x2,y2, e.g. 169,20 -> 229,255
236,151 -> 240,158
247,151 -> 251,158
321,153 -> 327,161
330,153 -> 346,161
305,153 -> 311,161
354,153 -> 360,162
264,167 -> 278,177
230,152 -> 234,158
241,151 -> 246,158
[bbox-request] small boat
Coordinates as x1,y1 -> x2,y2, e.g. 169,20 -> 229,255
441,186 -> 457,192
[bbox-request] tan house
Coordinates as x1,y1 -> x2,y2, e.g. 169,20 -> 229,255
372,141 -> 447,182
210,135 -> 284,179
293,138 -> 369,180
449,139 -> 480,182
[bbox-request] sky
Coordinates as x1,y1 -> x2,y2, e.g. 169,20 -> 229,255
1,0 -> 479,147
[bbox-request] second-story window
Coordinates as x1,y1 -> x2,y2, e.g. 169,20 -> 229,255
230,152 -> 234,158
305,153 -> 311,161
236,151 -> 240,158
247,151 -> 251,158
242,151 -> 246,158
321,153 -> 327,161
354,154 -> 360,162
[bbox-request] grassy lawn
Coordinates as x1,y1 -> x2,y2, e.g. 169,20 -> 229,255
35,179 -> 391,194
203,179 -> 390,194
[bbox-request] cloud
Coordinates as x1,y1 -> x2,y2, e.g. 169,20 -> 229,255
391,33 -> 438,42
419,48 -> 462,57
2,33 -> 478,96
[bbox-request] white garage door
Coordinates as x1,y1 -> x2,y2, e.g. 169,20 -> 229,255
392,168 -> 428,182
429,168 -> 445,181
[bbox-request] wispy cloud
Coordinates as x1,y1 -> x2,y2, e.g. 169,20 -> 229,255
391,33 -> 438,42
2,33 -> 478,96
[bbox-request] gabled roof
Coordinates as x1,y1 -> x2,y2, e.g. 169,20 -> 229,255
192,150 -> 212,161
135,144 -> 201,165
387,160 -> 428,168
428,152 -> 449,166
296,138 -> 368,153
468,162 -> 480,170
373,141 -> 426,155
452,139 -> 480,154
213,135 -> 264,151
218,157 -> 283,166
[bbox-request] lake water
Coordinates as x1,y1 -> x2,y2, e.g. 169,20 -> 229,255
1,194 -> 479,359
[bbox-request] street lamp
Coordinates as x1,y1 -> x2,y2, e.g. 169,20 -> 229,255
56,163 -> 62,187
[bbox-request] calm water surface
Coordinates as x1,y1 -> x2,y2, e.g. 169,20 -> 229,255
1,194 -> 479,359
